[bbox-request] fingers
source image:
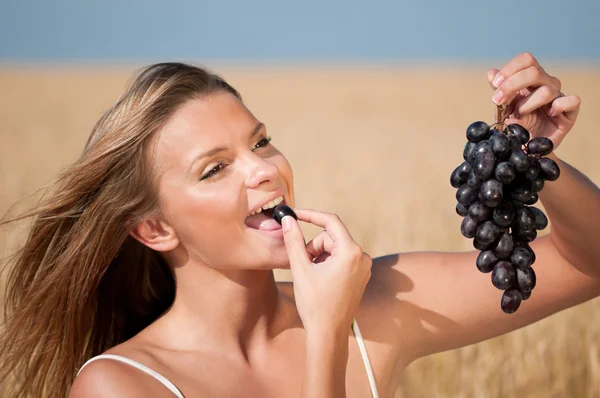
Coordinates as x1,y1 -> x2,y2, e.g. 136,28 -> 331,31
492,52 -> 541,88
313,252 -> 331,264
512,85 -> 560,118
492,65 -> 555,106
550,76 -> 562,92
548,94 -> 581,122
293,209 -> 353,244
281,216 -> 310,271
488,53 -> 565,119
305,230 -> 334,260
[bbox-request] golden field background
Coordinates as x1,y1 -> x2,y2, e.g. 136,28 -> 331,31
1,65 -> 599,397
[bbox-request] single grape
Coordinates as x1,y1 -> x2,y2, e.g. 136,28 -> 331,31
464,141 -> 476,163
524,156 -> 541,181
493,202 -> 515,227
494,232 -> 514,259
456,184 -> 479,206
473,238 -> 492,251
466,121 -> 491,143
467,170 -> 484,189
512,226 -> 537,243
538,158 -> 560,181
518,289 -> 532,300
516,266 -> 537,293
523,192 -> 539,205
474,152 -> 496,179
272,204 -> 298,225
468,202 -> 492,223
456,203 -> 469,217
507,134 -> 522,151
508,124 -> 531,144
501,289 -> 522,314
510,247 -> 533,269
477,250 -> 499,273
529,207 -> 548,230
526,137 -> 554,156
509,150 -> 530,173
473,140 -> 493,159
515,207 -> 535,230
480,179 -> 504,207
461,215 -> 479,238
531,177 -> 545,193
490,130 -> 511,159
514,240 -> 536,264
495,161 -> 516,184
451,162 -> 472,188
509,179 -> 534,203
476,221 -> 502,246
492,261 -> 516,290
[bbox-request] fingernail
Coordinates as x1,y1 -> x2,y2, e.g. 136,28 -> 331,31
492,89 -> 504,105
492,74 -> 504,88
547,107 -> 555,117
282,216 -> 291,232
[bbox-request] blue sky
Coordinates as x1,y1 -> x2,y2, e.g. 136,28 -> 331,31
1,0 -> 598,62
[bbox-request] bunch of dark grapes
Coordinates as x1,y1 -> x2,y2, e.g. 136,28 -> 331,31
451,119 -> 560,314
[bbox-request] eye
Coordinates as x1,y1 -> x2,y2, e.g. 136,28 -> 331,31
252,136 -> 272,151
200,162 -> 227,181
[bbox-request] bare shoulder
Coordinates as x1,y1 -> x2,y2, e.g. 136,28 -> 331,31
71,337 -> 176,398
70,356 -> 172,398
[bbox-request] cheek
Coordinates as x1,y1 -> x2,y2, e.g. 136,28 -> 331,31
275,155 -> 295,206
162,183 -> 242,245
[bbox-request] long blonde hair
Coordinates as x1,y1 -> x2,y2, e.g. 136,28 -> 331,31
0,63 -> 241,397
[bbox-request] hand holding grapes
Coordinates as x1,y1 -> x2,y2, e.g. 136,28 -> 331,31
486,52 -> 581,149
450,52 -> 582,314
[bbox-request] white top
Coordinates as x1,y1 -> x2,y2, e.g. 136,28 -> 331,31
77,318 -> 379,398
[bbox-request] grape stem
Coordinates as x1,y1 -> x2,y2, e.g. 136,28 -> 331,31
495,105 -> 508,130
489,106 -> 509,131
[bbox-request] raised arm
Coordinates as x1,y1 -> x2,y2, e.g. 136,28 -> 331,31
364,53 -> 600,362
541,153 -> 600,275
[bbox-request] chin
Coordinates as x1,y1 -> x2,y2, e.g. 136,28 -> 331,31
259,249 -> 292,271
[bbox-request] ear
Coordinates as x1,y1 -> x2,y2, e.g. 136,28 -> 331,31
129,217 -> 179,252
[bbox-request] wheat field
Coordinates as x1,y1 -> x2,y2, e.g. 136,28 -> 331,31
1,65 -> 599,397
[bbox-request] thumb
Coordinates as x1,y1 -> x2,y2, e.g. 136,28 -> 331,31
282,216 -> 309,269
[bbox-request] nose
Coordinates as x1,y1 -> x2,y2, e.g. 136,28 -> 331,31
244,153 -> 280,189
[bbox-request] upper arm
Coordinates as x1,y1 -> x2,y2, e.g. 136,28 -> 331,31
70,360 -> 173,398
367,234 -> 600,361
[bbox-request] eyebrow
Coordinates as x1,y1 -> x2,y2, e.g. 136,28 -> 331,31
186,122 -> 265,177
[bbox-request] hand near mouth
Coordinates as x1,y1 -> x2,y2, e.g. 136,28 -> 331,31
280,209 -> 373,335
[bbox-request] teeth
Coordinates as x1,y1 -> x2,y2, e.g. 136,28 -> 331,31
249,196 -> 283,217
262,196 -> 283,211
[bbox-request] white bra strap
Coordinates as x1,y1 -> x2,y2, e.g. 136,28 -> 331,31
77,354 -> 184,398
351,318 -> 379,398
78,324 -> 376,398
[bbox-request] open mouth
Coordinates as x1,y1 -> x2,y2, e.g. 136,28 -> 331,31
245,196 -> 285,231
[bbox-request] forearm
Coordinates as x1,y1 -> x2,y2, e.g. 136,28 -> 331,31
301,328 -> 349,398
539,153 -> 600,276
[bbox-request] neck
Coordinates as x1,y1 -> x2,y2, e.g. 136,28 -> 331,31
157,257 -> 296,360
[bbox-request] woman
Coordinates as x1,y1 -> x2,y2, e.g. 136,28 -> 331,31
0,52 -> 598,397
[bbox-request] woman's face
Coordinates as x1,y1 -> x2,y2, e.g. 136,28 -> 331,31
152,91 -> 295,270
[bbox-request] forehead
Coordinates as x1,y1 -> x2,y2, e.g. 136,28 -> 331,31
155,92 -> 258,168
